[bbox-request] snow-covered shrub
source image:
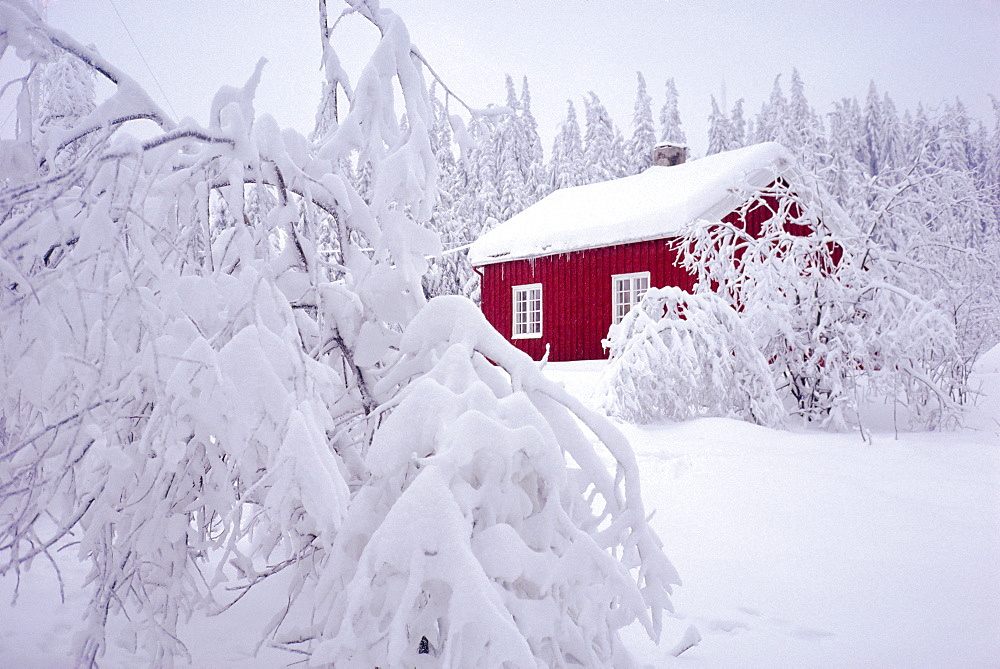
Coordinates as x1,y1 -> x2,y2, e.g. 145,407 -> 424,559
600,286 -> 784,426
0,2 -> 678,666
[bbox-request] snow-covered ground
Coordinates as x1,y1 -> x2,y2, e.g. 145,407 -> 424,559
549,353 -> 1000,668
2,353 -> 998,668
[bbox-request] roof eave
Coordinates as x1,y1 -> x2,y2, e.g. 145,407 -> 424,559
470,230 -> 688,267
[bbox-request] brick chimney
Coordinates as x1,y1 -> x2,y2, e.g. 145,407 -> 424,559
653,142 -> 687,167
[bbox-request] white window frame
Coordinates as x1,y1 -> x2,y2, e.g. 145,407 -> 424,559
611,271 -> 650,325
512,283 -> 543,339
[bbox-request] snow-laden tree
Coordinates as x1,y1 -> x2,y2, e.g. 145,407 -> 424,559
729,98 -> 746,150
494,74 -> 529,222
549,99 -> 586,191
824,96 -> 870,207
740,75 -> 998,388
787,71 -> 821,138
448,105 -> 508,276
628,71 -> 656,174
0,2 -> 679,666
855,115 -> 999,384
677,175 -> 967,430
435,101 -> 511,304
786,68 -> 825,172
707,97 -> 749,156
706,95 -> 731,156
752,75 -> 791,147
517,75 -> 546,200
423,85 -> 475,300
658,78 -> 686,146
453,75 -> 547,234
600,287 -> 784,427
818,88 -> 999,380
583,91 -> 627,183
862,82 -> 902,178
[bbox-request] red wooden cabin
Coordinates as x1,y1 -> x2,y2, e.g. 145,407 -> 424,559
469,142 -> 831,362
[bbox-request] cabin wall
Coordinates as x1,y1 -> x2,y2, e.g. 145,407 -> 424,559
480,238 -> 695,362
478,190 -> 811,362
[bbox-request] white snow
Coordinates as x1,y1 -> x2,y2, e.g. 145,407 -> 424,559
468,142 -> 795,265
2,349 -> 997,667
548,355 -> 1000,668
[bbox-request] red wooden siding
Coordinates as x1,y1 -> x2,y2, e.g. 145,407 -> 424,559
480,237 -> 695,361
478,188 -> 809,362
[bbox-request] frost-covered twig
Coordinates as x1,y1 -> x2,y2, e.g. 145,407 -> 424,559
0,400 -> 111,463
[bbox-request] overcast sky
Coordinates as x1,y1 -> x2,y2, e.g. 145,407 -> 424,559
8,0 -> 1000,156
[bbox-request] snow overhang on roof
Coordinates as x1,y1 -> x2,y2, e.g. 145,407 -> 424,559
469,142 -> 800,266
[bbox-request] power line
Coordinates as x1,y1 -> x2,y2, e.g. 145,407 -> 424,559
104,0 -> 179,119
1,104 -> 18,132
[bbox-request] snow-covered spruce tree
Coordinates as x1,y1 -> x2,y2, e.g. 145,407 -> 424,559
423,83 -> 480,301
464,109 -> 506,224
495,74 -> 529,223
659,77 -> 686,146
549,99 -> 586,191
752,75 -> 792,147
786,68 -> 825,171
706,95 -> 732,156
824,96 -> 870,209
707,97 -> 750,156
676,173 -> 966,429
599,287 -> 784,427
987,95 -> 1000,211
728,98 -> 747,150
628,71 -> 656,174
583,91 -> 627,183
862,82 -> 903,179
0,2 -> 679,666
436,88 -> 530,304
517,75 -> 546,201
452,74 -> 547,245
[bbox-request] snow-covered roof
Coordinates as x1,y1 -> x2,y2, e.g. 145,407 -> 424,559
469,142 -> 798,266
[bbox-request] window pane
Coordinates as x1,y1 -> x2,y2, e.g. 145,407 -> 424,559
612,272 -> 650,324
513,284 -> 542,337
